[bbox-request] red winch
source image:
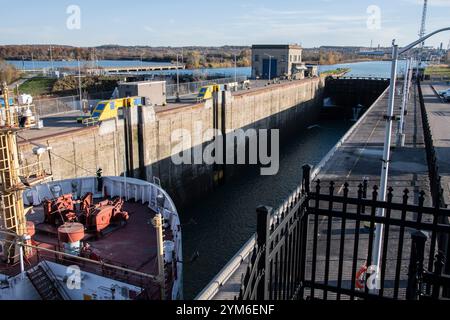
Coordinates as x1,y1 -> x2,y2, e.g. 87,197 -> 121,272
79,193 -> 129,233
43,192 -> 129,234
43,194 -> 77,226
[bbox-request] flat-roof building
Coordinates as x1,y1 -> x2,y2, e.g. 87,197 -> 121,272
251,44 -> 304,80
118,80 -> 167,106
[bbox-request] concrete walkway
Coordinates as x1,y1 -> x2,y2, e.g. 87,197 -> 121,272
308,81 -> 431,299
316,82 -> 430,205
423,83 -> 450,204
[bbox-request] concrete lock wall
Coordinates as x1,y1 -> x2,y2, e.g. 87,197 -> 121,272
19,119 -> 127,182
18,77 -> 324,207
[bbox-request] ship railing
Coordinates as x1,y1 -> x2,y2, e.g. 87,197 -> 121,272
22,176 -> 183,300
19,161 -> 51,186
35,247 -> 156,294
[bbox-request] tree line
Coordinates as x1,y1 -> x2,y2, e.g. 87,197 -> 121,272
0,45 -> 251,70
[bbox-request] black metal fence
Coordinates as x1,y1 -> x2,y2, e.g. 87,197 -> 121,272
418,79 -> 446,208
238,165 -> 450,300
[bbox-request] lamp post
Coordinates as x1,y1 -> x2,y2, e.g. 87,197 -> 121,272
49,45 -> 54,72
234,53 -> 238,83
78,59 -> 83,110
396,57 -> 411,147
372,27 -> 450,291
176,54 -> 180,102
264,53 -> 273,81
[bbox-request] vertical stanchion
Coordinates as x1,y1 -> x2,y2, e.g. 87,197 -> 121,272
152,213 -> 166,300
256,205 -> 272,300
406,231 -> 427,300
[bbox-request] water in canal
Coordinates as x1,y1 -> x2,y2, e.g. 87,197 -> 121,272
182,118 -> 353,298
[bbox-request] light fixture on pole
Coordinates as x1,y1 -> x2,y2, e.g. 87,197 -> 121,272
234,53 -> 238,83
78,59 -> 83,110
49,45 -> 54,73
372,27 -> 450,292
176,54 -> 180,103
396,58 -> 411,147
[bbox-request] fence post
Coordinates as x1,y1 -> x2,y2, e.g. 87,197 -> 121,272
431,251 -> 445,299
302,165 -> 311,194
256,205 -> 272,300
406,230 -> 427,300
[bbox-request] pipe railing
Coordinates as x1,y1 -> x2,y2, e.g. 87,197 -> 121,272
195,236 -> 256,300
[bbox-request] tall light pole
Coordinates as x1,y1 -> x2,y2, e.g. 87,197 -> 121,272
176,54 -> 180,102
264,53 -> 273,81
396,57 -> 411,147
49,45 -> 54,72
78,59 -> 83,110
31,52 -> 35,72
372,27 -> 450,291
234,53 -> 238,83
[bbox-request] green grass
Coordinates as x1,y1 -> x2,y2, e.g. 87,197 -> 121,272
425,65 -> 450,77
18,77 -> 56,96
320,68 -> 351,76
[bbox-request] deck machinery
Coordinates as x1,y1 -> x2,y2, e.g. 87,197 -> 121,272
0,83 -> 183,300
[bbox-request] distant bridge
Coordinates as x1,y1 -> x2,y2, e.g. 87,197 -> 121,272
86,64 -> 185,74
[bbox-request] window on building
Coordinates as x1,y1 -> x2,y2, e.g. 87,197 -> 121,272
290,55 -> 293,62
255,55 -> 259,62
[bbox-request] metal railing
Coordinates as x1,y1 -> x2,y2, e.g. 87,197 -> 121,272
33,91 -> 113,117
417,79 -> 446,208
166,76 -> 248,97
237,165 -> 450,300
39,260 -> 72,300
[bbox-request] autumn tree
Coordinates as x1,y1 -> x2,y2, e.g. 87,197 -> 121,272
0,59 -> 21,84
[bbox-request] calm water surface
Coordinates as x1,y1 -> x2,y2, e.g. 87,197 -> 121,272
182,120 -> 353,298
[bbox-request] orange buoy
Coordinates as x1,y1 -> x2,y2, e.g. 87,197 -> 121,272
356,264 -> 368,289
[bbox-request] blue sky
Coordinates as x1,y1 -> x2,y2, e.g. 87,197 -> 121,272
0,0 -> 449,47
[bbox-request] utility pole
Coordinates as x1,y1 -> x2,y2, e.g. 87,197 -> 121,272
176,54 -> 180,102
78,59 -> 83,111
396,58 -> 411,147
234,53 -> 238,83
49,45 -> 54,72
31,52 -> 35,72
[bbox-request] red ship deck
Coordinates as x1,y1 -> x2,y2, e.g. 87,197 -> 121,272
2,199 -> 174,300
